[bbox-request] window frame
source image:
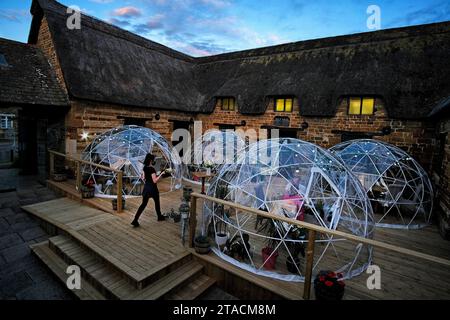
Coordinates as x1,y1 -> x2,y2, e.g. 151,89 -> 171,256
218,97 -> 236,111
274,96 -> 294,113
347,96 -> 375,115
0,54 -> 8,67
0,114 -> 14,129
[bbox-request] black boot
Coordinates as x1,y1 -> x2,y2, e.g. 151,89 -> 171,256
131,220 -> 140,227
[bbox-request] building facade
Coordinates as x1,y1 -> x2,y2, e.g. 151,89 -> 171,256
1,0 -> 449,231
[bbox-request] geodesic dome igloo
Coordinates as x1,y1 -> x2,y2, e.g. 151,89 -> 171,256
183,130 -> 245,183
81,125 -> 182,197
202,138 -> 374,282
329,139 -> 433,229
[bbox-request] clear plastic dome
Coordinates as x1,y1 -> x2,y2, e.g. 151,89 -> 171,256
81,125 -> 182,197
202,138 -> 374,282
330,139 -> 433,229
183,129 -> 245,183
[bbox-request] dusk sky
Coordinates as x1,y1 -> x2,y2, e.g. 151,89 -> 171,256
1,0 -> 449,56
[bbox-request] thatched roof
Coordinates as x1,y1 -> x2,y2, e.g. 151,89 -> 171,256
28,0 -> 450,119
0,37 -> 68,106
28,0 -> 203,113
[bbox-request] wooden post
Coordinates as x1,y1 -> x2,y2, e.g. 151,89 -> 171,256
117,171 -> 123,213
189,195 -> 197,248
76,161 -> 82,192
303,229 -> 317,300
49,151 -> 54,177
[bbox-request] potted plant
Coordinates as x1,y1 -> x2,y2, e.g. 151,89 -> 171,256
112,197 -> 126,210
80,178 -> 95,199
224,233 -> 251,261
313,270 -> 345,300
194,235 -> 211,254
52,167 -> 67,182
257,218 -> 280,270
203,160 -> 214,175
168,208 -> 181,223
214,183 -> 230,248
286,227 -> 307,274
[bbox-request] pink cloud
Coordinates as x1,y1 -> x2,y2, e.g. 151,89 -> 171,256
112,6 -> 142,18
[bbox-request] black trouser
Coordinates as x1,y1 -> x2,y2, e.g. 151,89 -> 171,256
133,192 -> 162,221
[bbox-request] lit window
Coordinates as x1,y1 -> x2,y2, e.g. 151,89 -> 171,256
0,114 -> 13,129
348,97 -> 374,115
218,97 -> 236,111
0,54 -> 8,67
275,97 -> 294,112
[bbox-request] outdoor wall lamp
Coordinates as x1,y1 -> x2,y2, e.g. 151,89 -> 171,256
155,113 -> 160,121
241,120 -> 246,126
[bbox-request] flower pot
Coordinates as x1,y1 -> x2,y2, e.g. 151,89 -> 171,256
215,233 -> 228,249
313,271 -> 345,300
81,186 -> 95,199
52,173 -> 67,182
194,238 -> 211,254
261,247 -> 278,270
112,198 -> 126,210
173,215 -> 181,223
183,186 -> 193,202
206,168 -> 211,175
286,256 -> 301,274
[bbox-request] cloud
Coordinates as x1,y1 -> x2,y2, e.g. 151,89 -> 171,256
108,17 -> 131,27
0,9 -> 27,23
386,1 -> 450,27
111,6 -> 142,18
89,0 -> 114,3
133,14 -> 165,33
199,0 -> 231,9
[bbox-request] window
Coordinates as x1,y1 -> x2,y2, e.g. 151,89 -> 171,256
0,114 -> 14,129
274,97 -> 293,112
348,97 -> 375,115
218,97 -> 236,111
0,54 -> 8,67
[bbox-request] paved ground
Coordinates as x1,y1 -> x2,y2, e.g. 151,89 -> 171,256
0,169 -> 73,300
0,168 -> 237,300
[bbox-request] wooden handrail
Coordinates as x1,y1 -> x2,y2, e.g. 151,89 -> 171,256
189,191 -> 450,300
48,149 -> 122,173
48,149 -> 123,213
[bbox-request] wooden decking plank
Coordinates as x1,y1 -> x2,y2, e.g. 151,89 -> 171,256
129,260 -> 204,300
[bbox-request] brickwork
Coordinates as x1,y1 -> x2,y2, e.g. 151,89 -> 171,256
35,18 -> 67,93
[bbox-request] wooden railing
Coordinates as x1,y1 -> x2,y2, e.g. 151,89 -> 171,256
188,192 -> 450,300
48,150 -> 124,213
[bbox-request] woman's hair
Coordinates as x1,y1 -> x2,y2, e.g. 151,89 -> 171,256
143,153 -> 155,166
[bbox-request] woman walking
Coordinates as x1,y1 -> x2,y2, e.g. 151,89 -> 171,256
131,153 -> 165,227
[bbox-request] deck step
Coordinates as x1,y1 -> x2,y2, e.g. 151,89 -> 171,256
48,235 -> 137,299
129,260 -> 205,300
166,274 -> 216,300
30,241 -> 106,300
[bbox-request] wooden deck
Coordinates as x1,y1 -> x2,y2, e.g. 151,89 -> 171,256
21,178 -> 450,300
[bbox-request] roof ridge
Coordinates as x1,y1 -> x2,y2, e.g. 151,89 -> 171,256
196,20 -> 450,64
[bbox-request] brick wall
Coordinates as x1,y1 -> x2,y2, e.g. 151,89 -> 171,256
66,100 -> 193,152
197,98 -> 435,171
36,17 -> 67,93
433,118 -> 450,213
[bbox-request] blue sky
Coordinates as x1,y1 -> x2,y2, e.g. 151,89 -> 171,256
1,0 -> 449,56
